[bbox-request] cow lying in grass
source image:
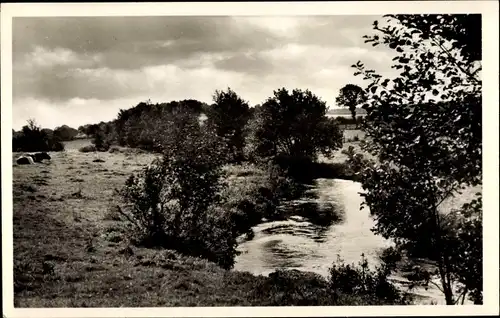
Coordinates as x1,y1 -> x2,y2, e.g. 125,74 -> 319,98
16,152 -> 51,165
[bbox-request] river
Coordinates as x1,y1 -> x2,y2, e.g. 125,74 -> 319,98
234,178 -> 459,305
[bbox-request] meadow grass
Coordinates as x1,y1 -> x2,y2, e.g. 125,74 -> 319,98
13,146 -> 374,307
12,134 -> 478,307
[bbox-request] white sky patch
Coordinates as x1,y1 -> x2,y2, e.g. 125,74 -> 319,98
28,46 -> 79,67
262,43 -> 308,61
237,16 -> 302,37
142,64 -> 180,84
13,97 -> 145,130
21,46 -> 101,70
259,44 -> 392,82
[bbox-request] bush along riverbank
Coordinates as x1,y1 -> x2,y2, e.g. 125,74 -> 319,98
108,151 -> 408,305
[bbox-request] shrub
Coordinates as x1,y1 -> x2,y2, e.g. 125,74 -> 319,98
227,198 -> 261,237
250,267 -> 405,306
92,130 -> 110,151
54,125 -> 79,141
13,119 -> 65,152
79,145 -> 97,153
248,88 -> 343,162
49,140 -> 66,152
264,162 -> 304,203
254,269 -> 334,306
341,145 -> 371,178
328,254 -> 403,304
232,162 -> 304,223
181,205 -> 239,270
108,146 -> 122,153
117,121 -> 238,269
217,160 -> 306,238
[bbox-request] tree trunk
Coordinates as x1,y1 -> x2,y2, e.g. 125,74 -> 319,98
443,279 -> 454,305
431,204 -> 455,305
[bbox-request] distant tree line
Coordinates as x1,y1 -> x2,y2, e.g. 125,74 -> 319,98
77,99 -> 209,152
12,120 -> 89,152
88,89 -> 342,163
334,116 -> 364,126
12,119 -> 66,152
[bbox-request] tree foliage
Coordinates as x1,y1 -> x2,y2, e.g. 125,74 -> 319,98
328,254 -> 404,304
207,88 -> 251,162
351,14 -> 482,304
76,100 -> 208,151
53,125 -> 79,141
118,108 -> 237,269
248,88 -> 343,162
335,84 -> 367,120
12,119 -> 65,152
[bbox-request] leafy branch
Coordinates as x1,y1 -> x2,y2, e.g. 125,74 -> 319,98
430,37 -> 481,85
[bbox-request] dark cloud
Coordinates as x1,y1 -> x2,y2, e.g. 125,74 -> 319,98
14,66 -> 131,101
12,15 -> 390,106
13,16 -> 284,70
13,16 -> 291,101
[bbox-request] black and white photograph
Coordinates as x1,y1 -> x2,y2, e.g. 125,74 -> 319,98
1,1 -> 498,317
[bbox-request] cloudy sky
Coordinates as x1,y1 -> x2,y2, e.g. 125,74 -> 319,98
12,15 -> 397,130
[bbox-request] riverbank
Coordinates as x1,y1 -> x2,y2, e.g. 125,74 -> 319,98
12,143 -> 406,307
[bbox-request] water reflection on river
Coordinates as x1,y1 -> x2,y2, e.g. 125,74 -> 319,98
235,179 -> 392,277
234,178 -> 449,305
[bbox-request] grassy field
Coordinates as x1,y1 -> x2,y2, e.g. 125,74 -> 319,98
13,146 -> 275,307
13,140 -> 386,307
12,134 -> 478,307
13,145 -> 282,307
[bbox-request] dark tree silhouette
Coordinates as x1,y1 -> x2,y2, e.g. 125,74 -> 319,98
335,84 -> 367,120
54,125 -> 78,141
12,119 -> 64,152
207,88 -> 250,162
249,88 -> 343,162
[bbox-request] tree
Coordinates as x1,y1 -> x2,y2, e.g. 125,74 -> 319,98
118,111 -> 237,269
13,118 -> 65,152
15,119 -> 47,152
108,99 -> 208,151
351,14 -> 482,304
208,88 -> 250,162
335,84 -> 367,120
91,129 -> 109,151
54,125 -> 78,141
249,88 -> 343,162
